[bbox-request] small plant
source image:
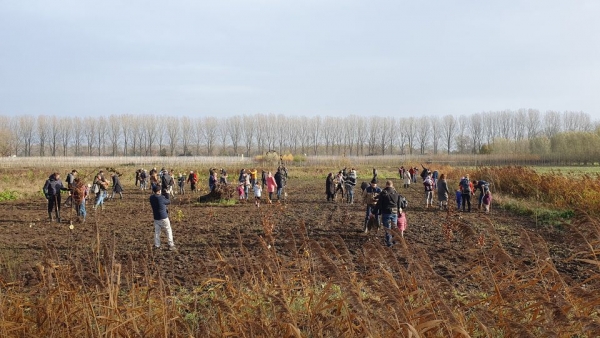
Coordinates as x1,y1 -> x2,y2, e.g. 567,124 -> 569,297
174,209 -> 184,222
0,190 -> 17,201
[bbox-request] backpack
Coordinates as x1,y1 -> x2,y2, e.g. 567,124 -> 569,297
92,183 -> 100,194
399,195 -> 408,210
460,178 -> 470,194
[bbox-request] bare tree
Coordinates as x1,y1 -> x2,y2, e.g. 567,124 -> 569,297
276,114 -> 290,154
298,116 -> 310,155
242,115 -> 255,157
96,116 -> 108,156
544,110 -> 561,138
404,117 -> 417,155
156,120 -> 166,156
354,116 -> 366,156
8,117 -> 21,156
193,117 -> 203,155
416,116 -> 430,155
181,117 -> 193,156
441,115 -> 457,154
455,115 -> 469,153
59,117 -> 72,156
166,117 -> 180,156
121,115 -> 132,156
84,117 -> 96,156
226,116 -> 242,155
254,114 -> 267,153
37,115 -> 50,156
48,116 -> 61,156
469,113 -> 484,153
217,120 -> 228,155
322,117 -> 335,155
143,116 -> 157,156
367,118 -> 379,155
201,116 -> 219,156
429,116 -> 440,154
109,115 -> 121,156
526,109 -> 541,139
497,110 -> 513,140
73,117 -> 83,156
310,116 -> 322,155
18,116 -> 36,156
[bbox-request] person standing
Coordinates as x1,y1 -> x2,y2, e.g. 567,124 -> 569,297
253,182 -> 262,207
403,169 -> 411,188
64,169 -> 77,207
375,180 -> 402,247
266,171 -> 277,203
160,168 -> 172,200
344,168 -> 357,204
187,171 -> 198,193
423,173 -> 434,208
209,171 -> 218,192
274,169 -> 285,201
325,173 -> 336,201
437,174 -> 449,210
334,171 -> 345,200
71,177 -> 87,223
261,170 -> 267,190
178,174 -> 186,195
110,173 -> 124,200
459,175 -> 473,212
149,185 -> 176,251
363,178 -> 382,233
43,172 -> 67,222
93,174 -> 109,210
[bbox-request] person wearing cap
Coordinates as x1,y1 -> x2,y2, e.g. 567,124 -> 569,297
363,178 -> 382,233
149,184 -> 176,251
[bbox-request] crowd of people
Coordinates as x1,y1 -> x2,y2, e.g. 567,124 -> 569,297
42,163 -> 492,250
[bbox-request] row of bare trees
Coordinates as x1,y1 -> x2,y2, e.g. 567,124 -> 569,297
0,110 -> 596,157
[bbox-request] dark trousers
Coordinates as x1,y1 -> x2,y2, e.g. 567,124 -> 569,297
462,193 -> 471,212
48,194 -> 61,213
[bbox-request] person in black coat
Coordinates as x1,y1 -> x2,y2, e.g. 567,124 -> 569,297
375,180 -> 402,247
43,172 -> 67,222
274,170 -> 285,200
110,173 -> 124,200
325,173 -> 335,201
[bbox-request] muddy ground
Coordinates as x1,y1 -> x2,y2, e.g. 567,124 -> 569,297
0,174 -> 592,292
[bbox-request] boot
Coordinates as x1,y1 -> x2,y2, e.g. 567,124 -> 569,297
48,212 -> 53,222
363,220 -> 369,233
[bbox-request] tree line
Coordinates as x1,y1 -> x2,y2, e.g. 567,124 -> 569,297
0,110 -> 598,160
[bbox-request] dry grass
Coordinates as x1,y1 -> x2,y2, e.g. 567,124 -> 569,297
1,165 -> 600,336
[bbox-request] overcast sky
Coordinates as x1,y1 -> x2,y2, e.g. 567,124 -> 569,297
1,0 -> 599,119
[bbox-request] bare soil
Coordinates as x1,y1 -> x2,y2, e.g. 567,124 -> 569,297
0,175 -> 591,292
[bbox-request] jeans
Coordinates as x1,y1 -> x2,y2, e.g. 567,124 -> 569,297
76,202 -> 86,220
154,218 -> 174,248
95,191 -> 106,208
365,205 -> 379,223
345,185 -> 354,203
277,187 -> 283,200
381,213 -> 398,247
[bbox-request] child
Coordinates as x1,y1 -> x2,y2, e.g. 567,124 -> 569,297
482,190 -> 492,213
237,183 -> 245,201
253,182 -> 262,207
455,189 -> 462,210
178,174 -> 186,195
397,212 -> 407,238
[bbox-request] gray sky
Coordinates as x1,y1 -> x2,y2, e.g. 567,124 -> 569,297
1,0 -> 599,119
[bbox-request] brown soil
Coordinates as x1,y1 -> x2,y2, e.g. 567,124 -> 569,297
0,176 -> 591,291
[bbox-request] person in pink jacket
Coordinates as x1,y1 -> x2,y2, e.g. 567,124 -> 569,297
266,171 -> 278,203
